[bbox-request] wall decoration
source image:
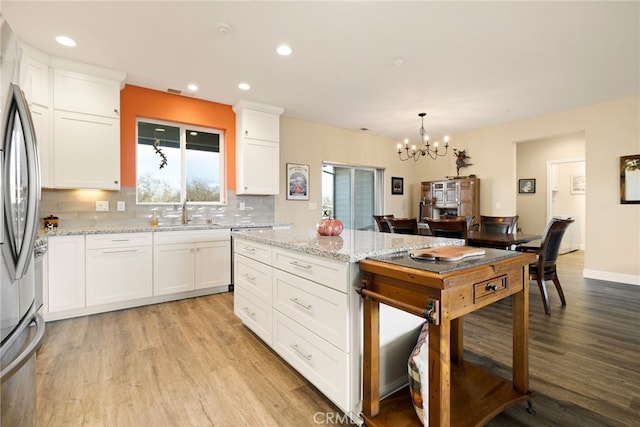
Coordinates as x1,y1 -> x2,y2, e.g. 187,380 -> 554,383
453,149 -> 472,176
570,175 -> 585,194
518,178 -> 536,194
620,154 -> 640,204
392,177 -> 404,195
287,163 -> 309,200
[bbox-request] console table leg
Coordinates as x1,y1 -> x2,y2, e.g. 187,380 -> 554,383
362,295 -> 380,418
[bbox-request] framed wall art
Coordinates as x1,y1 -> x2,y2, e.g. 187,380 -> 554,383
391,177 -> 404,195
287,163 -> 309,200
620,154 -> 640,204
570,174 -> 585,194
518,178 -> 536,194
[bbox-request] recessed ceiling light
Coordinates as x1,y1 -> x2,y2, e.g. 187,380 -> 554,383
56,35 -> 76,47
187,84 -> 198,92
238,82 -> 251,91
276,44 -> 292,56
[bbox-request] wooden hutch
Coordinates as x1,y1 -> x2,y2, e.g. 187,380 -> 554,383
420,177 -> 480,223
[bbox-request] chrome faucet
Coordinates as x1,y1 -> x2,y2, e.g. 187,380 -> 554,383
181,200 -> 190,225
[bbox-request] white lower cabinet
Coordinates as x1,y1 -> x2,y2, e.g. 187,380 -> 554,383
47,235 -> 86,313
85,233 -> 153,306
154,230 -> 231,296
233,239 -> 356,418
45,229 -> 231,320
272,310 -> 349,407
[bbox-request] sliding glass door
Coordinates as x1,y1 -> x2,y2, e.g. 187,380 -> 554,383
322,163 -> 384,231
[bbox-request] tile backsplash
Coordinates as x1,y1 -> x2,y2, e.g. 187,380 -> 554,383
40,187 -> 275,229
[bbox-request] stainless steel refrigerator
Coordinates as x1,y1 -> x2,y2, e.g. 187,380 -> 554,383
0,15 -> 45,427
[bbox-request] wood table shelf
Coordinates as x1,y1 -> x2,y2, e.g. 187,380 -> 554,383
358,249 -> 537,427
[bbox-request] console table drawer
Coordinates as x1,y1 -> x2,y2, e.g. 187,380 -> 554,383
473,275 -> 509,303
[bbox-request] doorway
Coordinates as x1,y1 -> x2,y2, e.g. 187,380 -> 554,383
547,159 -> 585,253
322,163 -> 384,231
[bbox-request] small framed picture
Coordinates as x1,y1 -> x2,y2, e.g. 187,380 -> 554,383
391,177 -> 404,195
620,154 -> 640,204
287,163 -> 309,200
570,175 -> 585,194
518,178 -> 536,194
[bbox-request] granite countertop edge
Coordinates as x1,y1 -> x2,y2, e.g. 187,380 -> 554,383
232,228 -> 464,263
38,222 -> 291,238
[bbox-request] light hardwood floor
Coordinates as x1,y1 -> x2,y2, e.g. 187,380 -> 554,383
36,251 -> 639,426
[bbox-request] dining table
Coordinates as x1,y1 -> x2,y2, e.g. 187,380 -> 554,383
467,230 -> 542,250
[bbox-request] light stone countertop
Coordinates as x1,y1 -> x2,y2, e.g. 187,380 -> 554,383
231,227 -> 463,263
38,222 -> 290,238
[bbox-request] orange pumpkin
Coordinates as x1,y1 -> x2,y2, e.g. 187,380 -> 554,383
316,217 -> 344,236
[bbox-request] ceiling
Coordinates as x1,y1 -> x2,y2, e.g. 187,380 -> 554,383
2,1 -> 639,144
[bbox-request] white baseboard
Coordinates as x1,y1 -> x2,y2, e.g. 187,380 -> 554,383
583,269 -> 640,286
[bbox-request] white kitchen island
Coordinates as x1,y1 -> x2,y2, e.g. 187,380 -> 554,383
231,227 -> 463,424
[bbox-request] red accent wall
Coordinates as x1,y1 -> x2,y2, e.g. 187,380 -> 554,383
119,84 -> 235,189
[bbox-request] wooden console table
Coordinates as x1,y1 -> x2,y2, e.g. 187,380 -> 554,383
358,249 -> 537,426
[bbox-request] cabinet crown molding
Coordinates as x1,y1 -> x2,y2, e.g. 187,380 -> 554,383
233,99 -> 284,116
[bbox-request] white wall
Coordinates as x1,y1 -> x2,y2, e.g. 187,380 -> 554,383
441,96 -> 640,284
278,96 -> 639,285
515,131 -> 585,236
276,117 -> 417,228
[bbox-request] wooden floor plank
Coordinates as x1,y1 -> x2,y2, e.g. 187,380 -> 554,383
36,251 -> 639,426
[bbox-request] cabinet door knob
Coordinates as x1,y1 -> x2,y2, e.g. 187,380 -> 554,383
245,130 -> 248,136
114,180 -> 119,184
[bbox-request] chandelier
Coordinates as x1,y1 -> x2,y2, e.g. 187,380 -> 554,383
397,112 -> 449,161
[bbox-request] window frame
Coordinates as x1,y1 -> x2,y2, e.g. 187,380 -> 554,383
135,117 -> 226,205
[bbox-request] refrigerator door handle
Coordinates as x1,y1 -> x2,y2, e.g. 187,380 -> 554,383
0,313 -> 45,382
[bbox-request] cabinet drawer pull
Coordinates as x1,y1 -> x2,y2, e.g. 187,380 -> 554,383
290,261 -> 312,270
289,297 -> 312,310
242,246 -> 256,252
242,273 -> 256,281
111,239 -> 130,242
242,306 -> 256,317
290,344 -> 312,360
102,249 -> 138,254
486,283 -> 499,292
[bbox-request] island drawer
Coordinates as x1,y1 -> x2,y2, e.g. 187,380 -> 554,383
234,287 -> 272,345
234,254 -> 273,302
273,269 -> 348,352
234,239 -> 272,265
272,311 -> 348,410
272,248 -> 348,293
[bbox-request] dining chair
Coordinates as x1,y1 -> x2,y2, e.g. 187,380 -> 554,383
386,217 -> 419,235
424,218 -> 468,243
478,215 -> 519,234
515,217 -> 574,315
373,214 -> 394,233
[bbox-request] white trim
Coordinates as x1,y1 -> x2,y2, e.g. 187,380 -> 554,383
583,269 -> 640,286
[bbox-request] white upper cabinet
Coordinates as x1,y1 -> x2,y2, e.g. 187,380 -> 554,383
19,54 -> 50,107
53,110 -> 120,190
50,60 -> 125,190
53,68 -> 121,118
233,100 -> 284,195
